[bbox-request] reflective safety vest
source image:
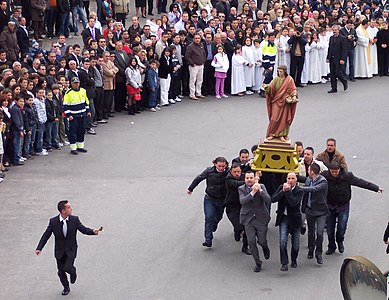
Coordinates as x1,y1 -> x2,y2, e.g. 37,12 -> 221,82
63,88 -> 90,118
262,42 -> 277,70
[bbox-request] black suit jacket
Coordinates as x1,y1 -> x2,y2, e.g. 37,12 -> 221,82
339,27 -> 358,49
327,34 -> 348,63
16,27 -> 29,55
224,38 -> 236,60
272,185 -> 304,229
158,55 -> 174,79
81,27 -> 102,47
113,50 -> 129,83
36,215 -> 95,259
78,67 -> 96,99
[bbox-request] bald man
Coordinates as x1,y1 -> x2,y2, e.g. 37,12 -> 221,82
272,172 -> 304,271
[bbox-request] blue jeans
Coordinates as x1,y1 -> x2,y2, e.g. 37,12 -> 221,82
148,90 -> 158,108
326,208 -> 349,251
36,123 -> 46,153
306,213 -> 327,257
71,5 -> 87,33
58,12 -> 70,37
342,48 -> 355,79
12,132 -> 22,163
23,125 -> 36,156
203,195 -> 225,241
45,121 -> 59,148
279,217 -> 300,265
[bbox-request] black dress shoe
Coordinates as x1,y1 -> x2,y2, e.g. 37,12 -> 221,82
70,272 -> 77,284
325,249 -> 335,255
263,247 -> 270,260
338,242 -> 345,253
291,261 -> 297,268
300,226 -> 306,235
296,84 -> 304,88
307,251 -> 313,259
202,240 -> 212,247
77,148 -> 88,153
254,263 -> 262,273
349,78 -> 356,82
70,150 -> 78,155
234,231 -> 241,242
316,255 -> 323,264
241,246 -> 252,255
62,288 -> 70,295
328,89 -> 337,93
148,12 -> 154,16
343,81 -> 348,91
280,264 -> 288,271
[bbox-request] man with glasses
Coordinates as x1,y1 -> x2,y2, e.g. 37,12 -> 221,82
96,37 -> 107,56
46,51 -> 60,67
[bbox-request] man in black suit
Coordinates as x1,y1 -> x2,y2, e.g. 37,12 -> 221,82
113,40 -> 129,112
16,17 -> 29,56
81,18 -> 101,48
224,30 -> 236,94
339,20 -> 358,81
36,200 -> 100,296
327,24 -> 348,93
288,25 -> 307,87
239,170 -> 271,273
201,32 -> 217,96
272,173 -> 304,271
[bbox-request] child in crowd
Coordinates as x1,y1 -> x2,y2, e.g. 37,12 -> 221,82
308,32 -> 322,84
252,39 -> 263,93
125,56 -> 142,115
169,45 -> 182,103
146,60 -> 160,112
242,37 -> 255,95
33,88 -> 48,156
44,90 -> 60,150
10,95 -> 25,166
211,45 -> 229,99
231,45 -> 248,97
22,94 -> 38,158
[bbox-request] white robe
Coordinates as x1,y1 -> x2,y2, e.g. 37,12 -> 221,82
354,25 -> 373,78
367,26 -> 379,75
301,44 -> 310,84
318,34 -> 330,76
231,54 -> 248,94
252,46 -> 263,91
242,45 -> 256,88
276,35 -> 291,74
308,41 -> 322,83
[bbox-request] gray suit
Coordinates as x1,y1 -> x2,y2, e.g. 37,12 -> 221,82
239,183 -> 271,265
113,50 -> 130,111
300,175 -> 328,257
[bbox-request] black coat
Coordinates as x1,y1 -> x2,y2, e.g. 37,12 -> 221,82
339,27 -> 358,49
321,168 -> 379,210
272,185 -> 304,229
225,172 -> 245,211
45,99 -> 59,122
10,105 -> 24,132
202,40 -> 217,61
327,34 -> 348,62
78,68 -> 96,99
158,55 -> 174,79
16,27 -> 29,55
81,27 -> 102,47
36,215 -> 95,259
23,103 -> 38,131
188,166 -> 229,200
288,35 -> 308,57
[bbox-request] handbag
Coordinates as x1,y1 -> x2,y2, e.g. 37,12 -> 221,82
133,92 -> 141,101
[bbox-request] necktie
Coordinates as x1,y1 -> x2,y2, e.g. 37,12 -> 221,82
62,220 -> 67,238
91,28 -> 95,39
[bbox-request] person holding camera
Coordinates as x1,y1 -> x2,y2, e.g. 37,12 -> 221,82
340,20 -> 358,81
288,25 -> 307,88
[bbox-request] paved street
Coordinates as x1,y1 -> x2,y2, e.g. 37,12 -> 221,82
1,77 -> 388,299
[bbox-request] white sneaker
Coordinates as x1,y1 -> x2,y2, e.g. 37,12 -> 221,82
58,143 -> 64,147
64,141 -> 70,146
42,149 -> 48,153
155,106 -> 161,110
221,94 -> 229,98
215,95 -> 221,99
20,156 -> 27,161
38,151 -> 48,156
178,95 -> 184,98
174,97 -> 181,102
245,90 -> 254,95
321,78 -> 327,83
148,108 -> 157,112
169,99 -> 176,104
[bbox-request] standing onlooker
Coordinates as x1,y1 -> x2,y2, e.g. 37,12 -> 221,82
135,0 -> 146,19
10,95 -> 25,165
288,26 -> 307,87
22,94 -> 38,158
33,88 -> 48,156
340,20 -> 358,81
78,58 -> 96,135
112,0 -> 129,27
0,1 -> 10,32
231,45 -> 248,96
47,0 -> 58,38
113,41 -> 129,112
272,172 -> 304,271
125,56 -> 142,115
146,59 -> 160,111
211,44 -> 229,98
327,24 -> 348,93
57,0 -> 71,37
158,47 -> 174,106
377,20 -> 389,76
201,32 -> 216,96
101,51 -> 118,119
30,0 -> 45,40
187,156 -> 229,248
16,17 -> 29,55
70,0 -> 87,36
185,33 -> 206,100
44,90 -> 60,150
242,36 -> 255,95
0,21 -> 20,63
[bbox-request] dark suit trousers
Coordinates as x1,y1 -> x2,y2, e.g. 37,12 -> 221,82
329,60 -> 347,91
245,219 -> 268,265
46,7 -> 57,37
226,208 -> 248,248
95,87 -> 104,121
290,55 -> 304,85
56,254 -> 76,289
378,50 -> 389,76
103,90 -> 114,118
114,82 -> 127,111
181,64 -> 190,96
148,0 -> 153,14
201,60 -> 215,96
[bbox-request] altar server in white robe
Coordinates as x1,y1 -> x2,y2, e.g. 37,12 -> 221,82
242,37 -> 256,95
355,19 -> 373,78
231,45 -> 249,96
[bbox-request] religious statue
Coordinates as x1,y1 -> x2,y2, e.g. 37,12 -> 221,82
263,65 -> 298,142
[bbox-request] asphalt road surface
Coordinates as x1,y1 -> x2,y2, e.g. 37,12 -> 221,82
1,74 -> 388,299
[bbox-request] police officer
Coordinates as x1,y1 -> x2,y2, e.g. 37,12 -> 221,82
63,77 -> 91,155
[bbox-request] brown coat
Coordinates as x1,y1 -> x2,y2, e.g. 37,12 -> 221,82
30,0 -> 45,21
102,60 -> 118,90
316,149 -> 348,171
0,26 -> 19,62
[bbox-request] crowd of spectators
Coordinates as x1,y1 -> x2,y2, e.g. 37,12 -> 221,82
0,0 -> 388,182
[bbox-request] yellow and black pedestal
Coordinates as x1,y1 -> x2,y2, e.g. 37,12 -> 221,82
251,138 -> 300,174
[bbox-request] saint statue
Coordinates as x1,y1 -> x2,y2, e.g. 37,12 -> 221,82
263,65 -> 298,142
